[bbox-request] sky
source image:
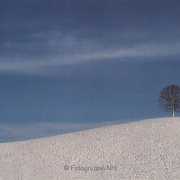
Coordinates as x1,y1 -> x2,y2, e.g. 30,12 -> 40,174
0,0 -> 180,142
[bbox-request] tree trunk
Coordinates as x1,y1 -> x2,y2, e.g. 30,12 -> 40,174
172,96 -> 175,117
172,107 -> 175,117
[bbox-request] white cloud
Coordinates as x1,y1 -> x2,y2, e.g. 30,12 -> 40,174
0,118 -> 138,142
1,30 -> 180,74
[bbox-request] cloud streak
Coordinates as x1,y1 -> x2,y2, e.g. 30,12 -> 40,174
1,32 -> 180,74
0,117 -> 142,142
0,0 -> 180,75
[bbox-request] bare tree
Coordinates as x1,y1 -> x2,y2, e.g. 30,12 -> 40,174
158,84 -> 180,117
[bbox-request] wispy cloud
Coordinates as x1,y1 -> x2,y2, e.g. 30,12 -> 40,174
0,118 -> 141,143
0,0 -> 180,75
0,29 -> 180,75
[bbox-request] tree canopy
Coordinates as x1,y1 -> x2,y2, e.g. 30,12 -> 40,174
158,84 -> 180,117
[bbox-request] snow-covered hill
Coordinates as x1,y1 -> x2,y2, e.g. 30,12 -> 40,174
1,117 -> 180,180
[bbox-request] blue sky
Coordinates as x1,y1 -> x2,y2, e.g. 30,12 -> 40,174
0,0 -> 180,142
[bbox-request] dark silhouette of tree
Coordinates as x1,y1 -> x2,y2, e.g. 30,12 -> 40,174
158,84 -> 180,117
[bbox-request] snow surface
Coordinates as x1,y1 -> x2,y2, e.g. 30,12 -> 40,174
1,117 -> 180,180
